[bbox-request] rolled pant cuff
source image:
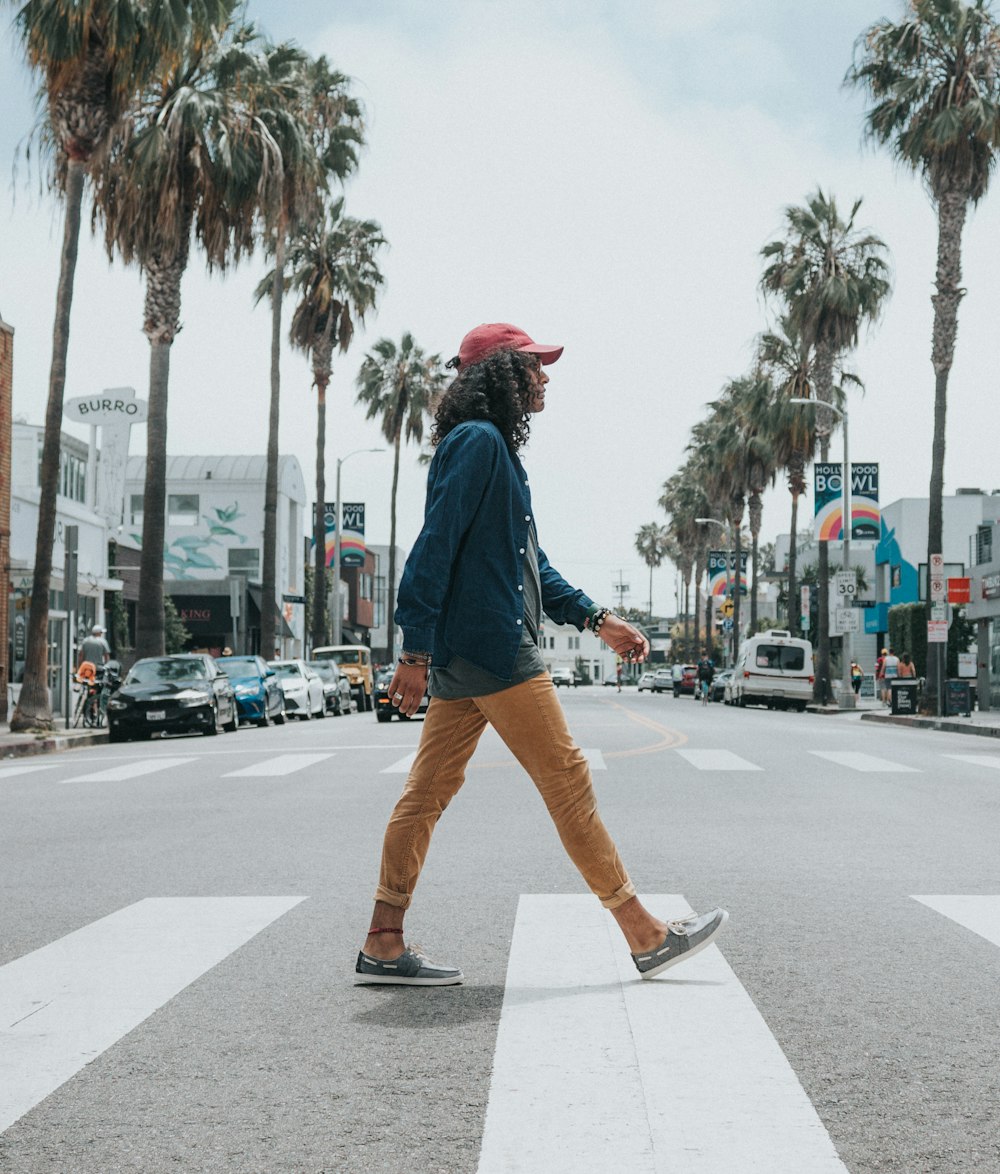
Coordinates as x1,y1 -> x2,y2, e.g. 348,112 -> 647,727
374,885 -> 411,909
600,881 -> 637,910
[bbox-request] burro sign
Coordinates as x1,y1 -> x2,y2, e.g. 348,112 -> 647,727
64,387 -> 148,424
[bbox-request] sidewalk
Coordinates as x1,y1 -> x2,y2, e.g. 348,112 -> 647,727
860,707 -> 1000,739
0,725 -> 108,760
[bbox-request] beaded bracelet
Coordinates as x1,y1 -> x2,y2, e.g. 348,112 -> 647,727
399,652 -> 432,667
588,606 -> 612,637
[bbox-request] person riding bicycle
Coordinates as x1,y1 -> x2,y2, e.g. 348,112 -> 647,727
696,650 -> 715,701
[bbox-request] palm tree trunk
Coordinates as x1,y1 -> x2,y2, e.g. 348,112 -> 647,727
386,431 -> 402,659
693,548 -> 704,652
135,340 -> 170,658
813,342 -> 836,705
134,234 -> 188,660
311,379 -> 327,651
787,490 -> 800,636
11,160 -> 85,731
749,488 -> 762,631
261,228 -> 285,659
923,191 -> 968,714
682,571 -> 690,656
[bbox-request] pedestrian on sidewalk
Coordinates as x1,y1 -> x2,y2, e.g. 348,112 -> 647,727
850,660 -> 863,696
356,323 -> 727,987
898,652 -> 916,679
78,625 -> 110,670
882,647 -> 900,706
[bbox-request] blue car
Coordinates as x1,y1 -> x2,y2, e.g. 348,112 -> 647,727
216,655 -> 286,727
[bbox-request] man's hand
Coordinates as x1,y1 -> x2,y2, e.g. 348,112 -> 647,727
388,662 -> 428,717
598,614 -> 649,663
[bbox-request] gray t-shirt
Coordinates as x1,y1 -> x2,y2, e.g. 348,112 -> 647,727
79,636 -> 110,664
429,526 -> 547,700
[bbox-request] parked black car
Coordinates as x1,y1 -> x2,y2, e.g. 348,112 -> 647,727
216,655 -> 285,727
374,667 -> 429,722
107,654 -> 239,742
307,660 -> 353,715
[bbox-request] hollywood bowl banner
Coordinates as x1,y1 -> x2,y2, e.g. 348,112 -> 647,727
813,463 -> 880,541
707,550 -> 749,596
312,502 -> 366,568
849,463 -> 880,540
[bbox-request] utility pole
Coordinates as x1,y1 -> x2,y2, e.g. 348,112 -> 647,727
612,570 -> 629,614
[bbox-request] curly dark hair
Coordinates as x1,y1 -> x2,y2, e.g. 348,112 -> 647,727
431,348 -> 537,452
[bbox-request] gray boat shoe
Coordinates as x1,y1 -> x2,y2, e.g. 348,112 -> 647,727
632,907 -> 729,980
355,945 -> 464,986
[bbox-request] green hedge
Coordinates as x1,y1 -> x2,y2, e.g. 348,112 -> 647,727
888,603 -> 927,676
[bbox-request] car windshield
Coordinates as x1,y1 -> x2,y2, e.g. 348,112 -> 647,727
219,657 -> 259,677
272,663 -> 301,677
127,658 -> 208,685
316,650 -> 356,666
754,645 -> 805,671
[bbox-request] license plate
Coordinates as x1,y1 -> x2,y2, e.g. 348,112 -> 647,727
147,709 -> 166,721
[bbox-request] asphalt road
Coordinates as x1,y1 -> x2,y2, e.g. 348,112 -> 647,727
2,688 -> 1000,1173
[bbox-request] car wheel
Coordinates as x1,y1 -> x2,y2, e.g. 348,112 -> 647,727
274,708 -> 286,725
108,726 -> 126,743
204,704 -> 220,735
256,710 -> 271,728
376,710 -> 392,723
223,704 -> 239,733
316,699 -> 326,719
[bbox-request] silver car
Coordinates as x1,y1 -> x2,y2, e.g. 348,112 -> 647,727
268,659 -> 326,720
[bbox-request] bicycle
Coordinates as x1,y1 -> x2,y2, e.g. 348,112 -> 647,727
699,677 -> 711,705
72,677 -> 101,727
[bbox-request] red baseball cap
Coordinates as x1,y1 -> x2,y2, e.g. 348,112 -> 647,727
454,323 -> 563,370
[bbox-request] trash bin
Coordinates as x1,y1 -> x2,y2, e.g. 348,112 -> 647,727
890,679 -> 919,715
945,679 -> 972,717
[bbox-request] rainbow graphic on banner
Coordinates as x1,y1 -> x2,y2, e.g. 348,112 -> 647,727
813,463 -> 880,541
707,550 -> 749,596
312,502 -> 367,568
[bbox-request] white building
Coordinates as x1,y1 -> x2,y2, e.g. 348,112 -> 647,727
9,422 -> 122,714
124,454 -> 307,657
540,619 -> 620,684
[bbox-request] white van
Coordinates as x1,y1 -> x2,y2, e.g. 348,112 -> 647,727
728,630 -> 814,711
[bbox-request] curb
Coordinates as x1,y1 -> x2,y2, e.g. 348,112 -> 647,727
860,712 -> 1000,739
0,731 -> 109,759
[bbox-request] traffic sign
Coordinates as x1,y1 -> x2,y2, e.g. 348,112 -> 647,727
834,607 -> 860,634
722,618 -> 733,632
721,598 -> 734,617
930,602 -> 947,622
928,620 -> 948,643
930,553 -> 946,602
834,572 -> 857,600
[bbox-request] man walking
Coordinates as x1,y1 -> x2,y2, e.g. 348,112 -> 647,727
356,323 -> 727,986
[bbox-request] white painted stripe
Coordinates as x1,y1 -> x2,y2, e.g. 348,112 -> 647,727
913,895 -> 1000,949
60,756 -> 196,784
382,751 -> 417,774
582,748 -> 606,771
478,895 -> 845,1173
943,754 -> 1000,771
0,896 -> 306,1134
223,753 -> 334,778
0,763 -> 60,780
675,749 -> 763,771
809,750 -> 919,773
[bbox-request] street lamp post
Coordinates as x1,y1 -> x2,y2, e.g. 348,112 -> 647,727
696,517 -> 733,666
331,448 -> 384,646
791,397 -> 851,705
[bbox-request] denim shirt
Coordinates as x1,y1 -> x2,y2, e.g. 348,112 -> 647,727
395,420 -> 594,681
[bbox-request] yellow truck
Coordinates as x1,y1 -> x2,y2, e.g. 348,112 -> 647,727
312,645 -> 374,711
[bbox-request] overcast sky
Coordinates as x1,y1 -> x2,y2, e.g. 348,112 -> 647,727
4,1 -> 1000,617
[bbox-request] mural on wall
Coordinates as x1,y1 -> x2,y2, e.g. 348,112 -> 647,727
130,502 -> 249,579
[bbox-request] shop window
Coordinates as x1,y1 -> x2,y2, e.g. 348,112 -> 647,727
228,548 -> 260,578
168,493 -> 199,526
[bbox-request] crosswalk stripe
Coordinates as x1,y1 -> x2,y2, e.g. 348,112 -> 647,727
943,754 -> 1000,770
0,896 -> 306,1134
675,749 -> 763,771
0,763 -> 60,780
222,753 -> 334,777
478,895 -> 846,1173
809,751 -> 919,773
913,895 -> 1000,949
60,757 -> 196,784
382,751 -> 417,774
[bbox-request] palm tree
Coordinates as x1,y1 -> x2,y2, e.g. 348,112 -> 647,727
761,189 -> 891,702
275,201 -> 385,650
757,316 -> 816,635
256,54 -> 364,658
92,11 -> 291,659
7,0 -> 228,730
634,523 -> 670,621
659,469 -> 709,659
355,336 -> 446,660
848,0 -> 1000,711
